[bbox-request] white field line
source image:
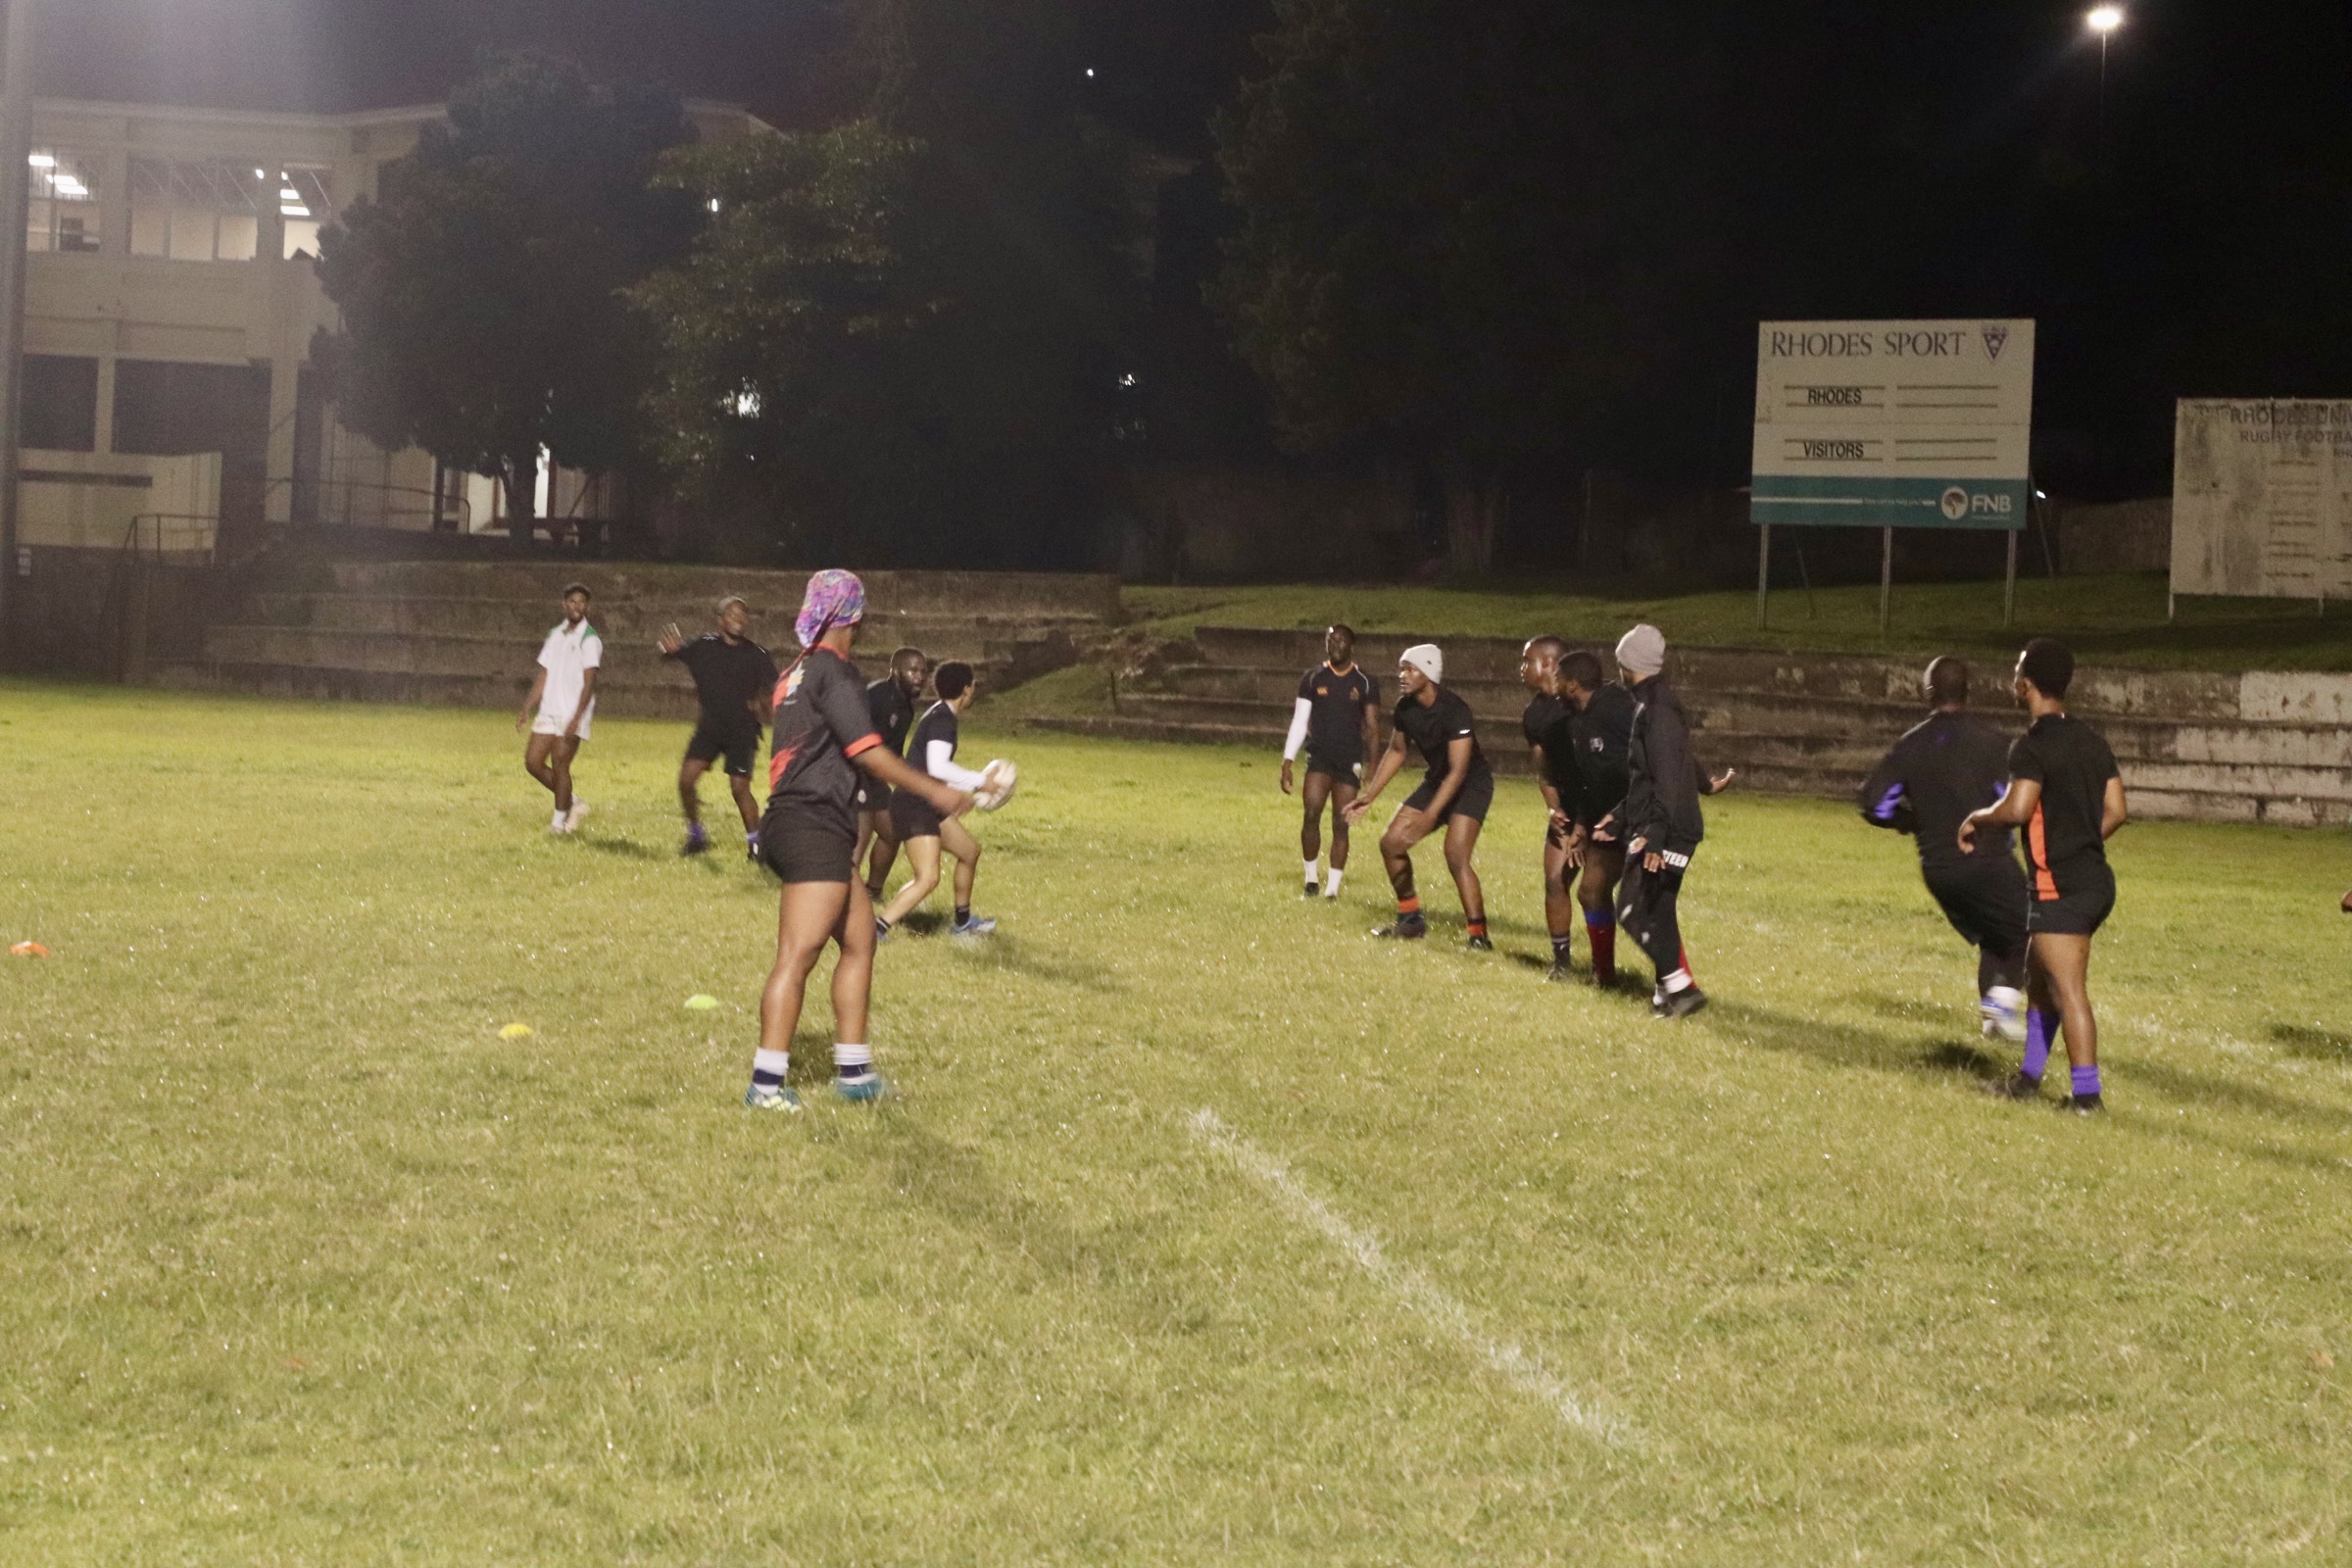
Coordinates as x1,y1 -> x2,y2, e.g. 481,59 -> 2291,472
1186,1107 -> 1634,1448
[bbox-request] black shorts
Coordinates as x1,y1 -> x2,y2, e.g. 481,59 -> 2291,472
1303,752 -> 1362,784
759,817 -> 857,884
2030,859 -> 2116,937
686,721 -> 760,778
855,780 -> 894,814
1925,858 -> 2030,956
1403,768 -> 1494,826
889,787 -> 944,842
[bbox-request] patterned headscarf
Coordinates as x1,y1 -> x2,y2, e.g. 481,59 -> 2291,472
794,569 -> 866,649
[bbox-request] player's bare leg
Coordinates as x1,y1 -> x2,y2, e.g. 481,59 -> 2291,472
880,836 -> 943,930
728,773 -> 759,836
1576,843 -> 1627,986
2029,932 -> 2102,1111
939,816 -> 994,935
1444,814 -> 1490,949
525,733 -> 580,820
1374,807 -> 1434,938
678,756 -> 710,826
1542,829 -> 1574,977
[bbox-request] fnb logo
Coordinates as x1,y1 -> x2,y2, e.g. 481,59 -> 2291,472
1941,487 -> 2015,520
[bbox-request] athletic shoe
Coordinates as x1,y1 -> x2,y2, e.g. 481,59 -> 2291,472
746,833 -> 761,863
1544,961 -> 1575,984
873,917 -> 892,945
1371,913 -> 1427,940
1981,986 -> 2027,1045
681,823 -> 710,857
1465,934 -> 1494,953
1323,889 -> 1342,902
1980,1071 -> 2042,1102
564,799 -> 591,832
951,914 -> 998,938
1658,986 -> 1708,1020
743,1084 -> 802,1112
1649,988 -> 1669,1017
1303,882 -> 1321,899
836,1074 -> 890,1103
2056,1092 -> 2105,1116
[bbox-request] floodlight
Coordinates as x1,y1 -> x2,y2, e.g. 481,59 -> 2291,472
2086,6 -> 2123,34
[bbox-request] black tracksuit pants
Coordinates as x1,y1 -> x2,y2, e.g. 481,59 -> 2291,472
1618,851 -> 1689,981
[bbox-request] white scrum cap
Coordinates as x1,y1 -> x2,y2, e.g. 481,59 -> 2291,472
1615,623 -> 1666,678
1399,643 -> 1444,683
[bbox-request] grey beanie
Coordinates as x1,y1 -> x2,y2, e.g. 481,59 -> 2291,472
1615,623 -> 1666,679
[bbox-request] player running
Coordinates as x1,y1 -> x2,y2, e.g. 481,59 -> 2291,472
1345,643 -> 1494,949
1615,624 -> 1711,1017
1518,636 -> 1579,977
1550,648 -> 1640,987
744,571 -> 974,1110
1962,639 -> 2129,1114
517,582 -> 601,835
658,596 -> 779,859
856,647 -> 929,900
877,662 -> 1005,941
1280,624 -> 1381,899
1856,656 -> 2031,1044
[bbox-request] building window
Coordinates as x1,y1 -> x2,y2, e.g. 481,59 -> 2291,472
26,149 -> 102,253
278,168 -> 333,260
24,356 -> 100,451
129,160 -> 266,261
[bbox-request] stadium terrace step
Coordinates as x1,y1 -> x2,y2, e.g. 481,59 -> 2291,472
1052,623 -> 2352,825
165,562 -> 1117,716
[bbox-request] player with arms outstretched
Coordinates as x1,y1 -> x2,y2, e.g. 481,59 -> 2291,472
1345,643 -> 1494,949
744,571 -> 973,1110
658,595 -> 778,859
1962,639 -> 2129,1114
1857,656 -> 2031,1044
1280,624 -> 1381,899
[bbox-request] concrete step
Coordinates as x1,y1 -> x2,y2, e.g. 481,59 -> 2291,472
327,561 -> 1122,620
249,592 -> 1105,646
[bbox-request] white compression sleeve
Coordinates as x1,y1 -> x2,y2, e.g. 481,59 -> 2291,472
1283,698 -> 1312,761
926,738 -> 989,792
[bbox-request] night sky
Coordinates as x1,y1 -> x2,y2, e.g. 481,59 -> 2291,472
40,1 -> 2352,498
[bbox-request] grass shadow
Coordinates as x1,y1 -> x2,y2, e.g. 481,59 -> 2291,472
1704,997 -> 2000,1081
2270,1022 -> 2352,1065
2122,1057 -> 2352,1132
579,836 -> 666,861
945,934 -> 1124,994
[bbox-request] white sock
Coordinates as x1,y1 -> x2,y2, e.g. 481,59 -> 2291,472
1304,858 -> 1320,887
551,808 -> 566,829
833,1042 -> 874,1081
1324,867 -> 1344,896
1664,966 -> 1693,994
751,1048 -> 790,1089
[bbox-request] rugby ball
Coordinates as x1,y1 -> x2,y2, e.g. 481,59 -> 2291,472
974,759 -> 1018,812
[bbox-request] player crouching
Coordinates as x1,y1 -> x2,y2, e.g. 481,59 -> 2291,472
876,662 -> 1009,940
1345,643 -> 1494,950
745,571 -> 975,1110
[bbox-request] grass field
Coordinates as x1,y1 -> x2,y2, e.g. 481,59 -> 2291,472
4,679 -> 2350,1565
1126,571 -> 2352,671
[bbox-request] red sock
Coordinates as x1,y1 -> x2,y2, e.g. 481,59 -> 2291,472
1397,895 -> 1421,915
1588,919 -> 1615,983
1466,917 -> 1488,938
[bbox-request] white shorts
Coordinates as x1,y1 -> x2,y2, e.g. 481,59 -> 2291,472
532,705 -> 593,741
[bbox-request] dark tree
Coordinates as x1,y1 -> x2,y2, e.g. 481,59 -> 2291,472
1214,0 -> 1717,571
316,52 -> 696,545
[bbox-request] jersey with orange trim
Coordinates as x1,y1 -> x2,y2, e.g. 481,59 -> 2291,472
2007,712 -> 2119,900
766,647 -> 883,838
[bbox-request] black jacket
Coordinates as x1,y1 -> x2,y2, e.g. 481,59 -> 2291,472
1856,710 -> 2016,874
1624,674 -> 1705,858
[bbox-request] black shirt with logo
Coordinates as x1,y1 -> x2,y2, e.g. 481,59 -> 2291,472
1298,663 -> 1380,771
1857,710 -> 2015,874
1394,687 -> 1490,793
866,676 -> 917,757
765,649 -> 883,838
1559,682 -> 1636,828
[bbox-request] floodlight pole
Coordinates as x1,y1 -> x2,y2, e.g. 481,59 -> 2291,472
1755,522 -> 1771,629
2003,528 -> 2019,628
0,0 -> 34,666
1878,525 -> 1892,633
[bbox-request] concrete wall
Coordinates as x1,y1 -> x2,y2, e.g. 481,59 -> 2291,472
18,449 -> 220,551
2060,497 -> 2170,574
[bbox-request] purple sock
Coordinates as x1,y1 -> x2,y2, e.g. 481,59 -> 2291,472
2022,1009 -> 2055,1081
2071,1064 -> 2101,1099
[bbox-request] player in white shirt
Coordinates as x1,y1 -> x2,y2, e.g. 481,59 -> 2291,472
516,583 -> 603,834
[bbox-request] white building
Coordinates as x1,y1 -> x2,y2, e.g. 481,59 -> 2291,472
23,95 -> 767,554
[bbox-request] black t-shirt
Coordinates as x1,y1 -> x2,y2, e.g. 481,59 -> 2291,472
1298,663 -> 1379,767
2008,712 -> 2121,896
1857,710 -> 2015,874
1521,694 -> 1570,766
672,633 -> 778,733
1394,687 -> 1489,791
1561,683 -> 1635,826
866,677 -> 917,757
907,701 -> 959,774
765,649 -> 883,837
